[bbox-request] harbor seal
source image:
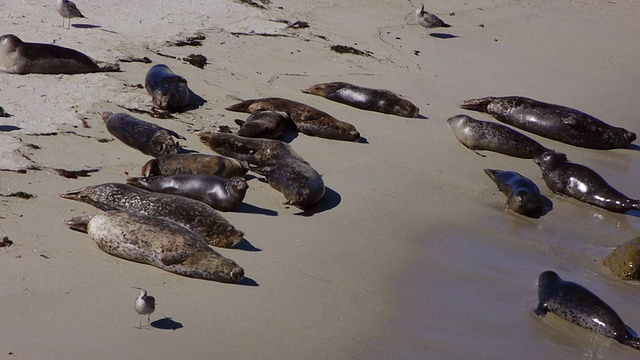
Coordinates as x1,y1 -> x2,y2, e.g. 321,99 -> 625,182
0,34 -> 119,74
225,97 -> 360,141
126,175 -> 248,212
60,183 -> 243,248
99,112 -> 185,158
57,0 -> 86,29
141,153 -> 249,178
197,131 -> 304,164
301,82 -> 419,118
65,211 -> 245,283
447,115 -> 551,159
534,151 -> 640,213
234,109 -> 292,139
483,169 -> 547,217
144,64 -> 190,111
460,96 -> 636,149
535,270 -> 640,350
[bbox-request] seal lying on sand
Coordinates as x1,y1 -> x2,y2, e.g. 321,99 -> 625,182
66,211 -> 245,283
145,64 -> 190,111
534,151 -> 640,213
535,271 -> 640,350
234,110 -> 292,139
99,112 -> 185,158
60,183 -> 243,248
141,153 -> 249,178
0,34 -> 119,74
302,82 -> 419,118
447,115 -> 550,159
225,97 -> 360,141
126,175 -> 248,212
484,169 -> 546,217
460,96 -> 636,149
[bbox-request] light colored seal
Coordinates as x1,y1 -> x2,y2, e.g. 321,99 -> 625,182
57,0 -> 86,29
144,64 -> 190,111
65,211 -> 245,283
60,183 -> 244,248
234,110 -> 292,139
302,82 -> 419,118
141,153 -> 249,178
0,34 -> 119,74
460,96 -> 636,149
535,270 -> 640,350
483,169 -> 547,217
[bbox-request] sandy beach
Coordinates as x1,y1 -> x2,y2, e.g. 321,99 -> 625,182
1,0 -> 640,359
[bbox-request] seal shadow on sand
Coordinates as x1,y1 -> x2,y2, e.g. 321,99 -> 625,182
234,238 -> 262,252
235,202 -> 278,216
183,90 -> 207,112
71,24 -> 101,29
0,125 -> 20,132
150,317 -> 183,330
528,196 -> 553,218
626,144 -> 640,152
295,186 -> 341,216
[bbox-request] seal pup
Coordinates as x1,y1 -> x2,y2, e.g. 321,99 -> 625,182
57,0 -> 86,29
534,151 -> 640,213
484,169 -> 546,217
225,98 -> 360,141
0,34 -> 119,74
234,110 -> 292,139
141,153 -> 249,178
144,64 -> 190,112
60,183 -> 244,248
535,271 -> 640,350
65,212 -> 245,283
447,115 -> 551,159
99,112 -> 185,158
301,82 -> 419,118
133,287 -> 155,329
126,175 -> 248,212
460,96 -> 636,149
415,4 -> 451,33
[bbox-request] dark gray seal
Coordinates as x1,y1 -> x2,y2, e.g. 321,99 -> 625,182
301,82 -> 419,118
60,183 -> 243,248
447,114 -> 551,159
144,64 -> 190,111
141,153 -> 249,178
0,34 -> 119,74
460,96 -> 636,149
483,169 -> 546,217
99,112 -> 185,158
126,175 -> 248,212
535,271 -> 640,350
65,211 -> 245,283
234,109 -> 292,139
534,151 -> 640,213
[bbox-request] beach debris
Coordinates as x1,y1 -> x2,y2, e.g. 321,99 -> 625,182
184,54 -> 207,69
604,237 -> 640,280
117,56 -> 152,63
117,105 -> 175,119
3,191 -> 35,199
237,0 -> 271,10
55,168 -> 98,179
0,236 -> 12,247
133,287 -> 156,329
330,45 -> 373,57
166,34 -> 206,47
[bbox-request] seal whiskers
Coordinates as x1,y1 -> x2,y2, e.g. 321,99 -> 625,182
132,287 -> 155,329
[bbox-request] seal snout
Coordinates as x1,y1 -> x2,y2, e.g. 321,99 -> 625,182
230,265 -> 245,283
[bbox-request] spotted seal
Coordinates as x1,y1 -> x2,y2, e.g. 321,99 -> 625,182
145,64 -> 190,111
60,183 -> 243,248
141,153 -> 249,178
65,211 -> 245,283
483,169 -> 546,217
301,82 -> 419,118
234,109 -> 292,139
460,96 -> 636,149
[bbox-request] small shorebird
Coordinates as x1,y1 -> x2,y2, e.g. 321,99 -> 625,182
415,4 -> 451,33
56,0 -> 86,29
133,287 -> 156,329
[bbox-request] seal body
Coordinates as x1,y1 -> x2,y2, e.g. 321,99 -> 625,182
126,175 -> 248,212
99,112 -> 185,158
483,169 -> 545,217
301,82 -> 419,118
65,212 -> 244,283
447,115 -> 550,159
60,183 -> 243,248
225,97 -> 360,141
234,110 -> 292,139
535,271 -> 640,350
141,153 -> 249,178
0,34 -> 119,74
460,96 -> 636,149
144,64 -> 190,111
534,151 -> 640,213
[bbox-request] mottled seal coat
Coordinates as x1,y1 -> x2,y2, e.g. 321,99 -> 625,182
483,169 -> 545,217
141,153 -> 249,178
447,115 -> 550,159
225,97 -> 360,141
301,82 -> 419,118
534,151 -> 640,213
234,110 -> 292,139
126,175 -> 248,212
535,271 -> 640,350
60,183 -> 243,248
99,112 -> 185,158
460,96 -> 636,149
0,34 -> 119,74
197,131 -> 304,164
65,212 -> 245,283
144,64 -> 190,111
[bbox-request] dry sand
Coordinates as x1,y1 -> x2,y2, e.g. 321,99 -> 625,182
1,0 -> 640,359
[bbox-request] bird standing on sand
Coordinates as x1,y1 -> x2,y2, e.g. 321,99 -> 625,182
56,0 -> 86,29
133,287 -> 156,329
415,4 -> 451,33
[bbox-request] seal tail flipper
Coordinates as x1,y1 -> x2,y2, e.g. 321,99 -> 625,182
94,61 -> 121,72
225,100 -> 255,113
534,303 -> 548,317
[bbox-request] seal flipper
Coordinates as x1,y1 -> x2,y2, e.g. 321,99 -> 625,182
621,337 -> 640,351
534,303 -> 548,317
160,249 -> 190,266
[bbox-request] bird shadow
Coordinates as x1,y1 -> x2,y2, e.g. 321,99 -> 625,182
150,317 -> 183,330
294,186 -> 341,216
233,238 -> 262,252
429,33 -> 459,39
235,202 -> 278,216
0,125 -> 20,132
72,24 -> 101,29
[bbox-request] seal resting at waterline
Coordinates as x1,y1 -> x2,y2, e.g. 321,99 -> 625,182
141,153 -> 249,178
483,169 -> 546,217
0,34 -> 119,74
60,183 -> 243,248
234,109 -> 292,139
535,270 -> 640,350
301,82 -> 419,118
145,64 -> 190,111
65,211 -> 245,283
460,96 -> 636,149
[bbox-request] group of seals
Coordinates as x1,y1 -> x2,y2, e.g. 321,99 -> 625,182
144,64 -> 190,111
